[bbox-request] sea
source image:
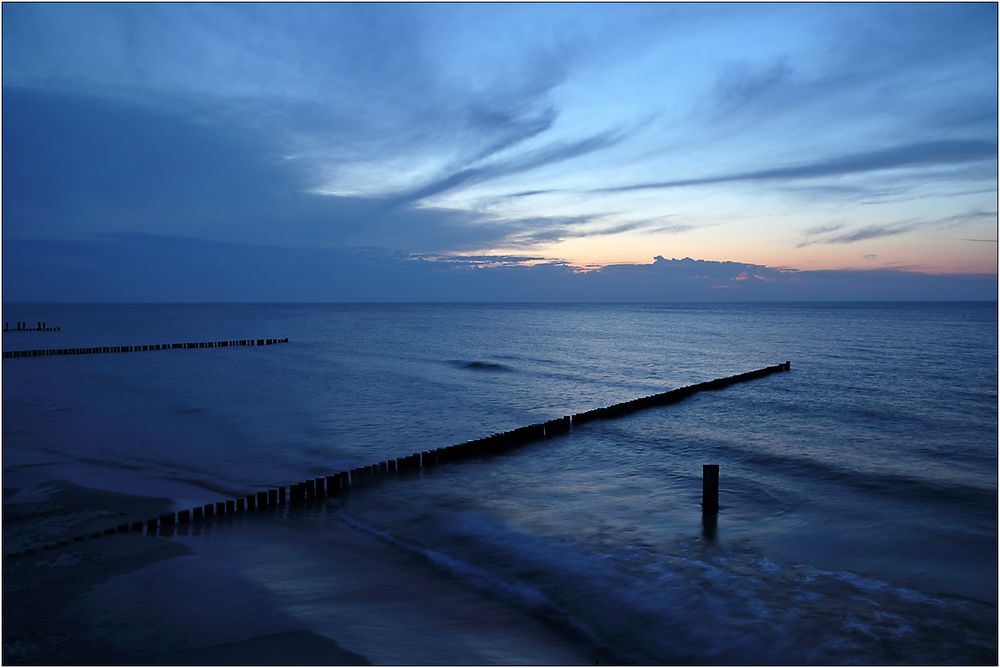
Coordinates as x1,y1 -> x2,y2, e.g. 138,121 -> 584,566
2,302 -> 997,664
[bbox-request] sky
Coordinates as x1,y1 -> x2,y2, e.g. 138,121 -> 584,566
2,3 -> 997,301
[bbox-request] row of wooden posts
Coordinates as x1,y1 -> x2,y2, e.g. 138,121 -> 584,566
7,361 -> 790,557
3,321 -> 60,332
2,337 -> 289,359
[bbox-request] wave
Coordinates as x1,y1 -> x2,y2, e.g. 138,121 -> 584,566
448,360 -> 513,372
428,513 -> 997,664
334,511 -> 620,662
729,446 -> 997,514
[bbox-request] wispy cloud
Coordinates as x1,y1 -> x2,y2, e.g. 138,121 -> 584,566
797,209 -> 997,247
804,222 -> 846,236
387,125 -> 632,206
594,139 -> 997,194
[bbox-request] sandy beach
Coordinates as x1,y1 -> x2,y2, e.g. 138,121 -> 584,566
2,482 -> 368,665
3,478 -> 599,665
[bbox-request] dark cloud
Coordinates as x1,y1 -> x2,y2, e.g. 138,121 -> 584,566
0,88 -> 649,254
6,235 -> 994,302
419,254 -> 548,265
595,139 -> 997,194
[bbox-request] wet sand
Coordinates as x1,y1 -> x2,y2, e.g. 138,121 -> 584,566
2,483 -> 366,665
3,481 -> 597,665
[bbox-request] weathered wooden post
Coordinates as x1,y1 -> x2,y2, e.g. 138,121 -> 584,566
702,464 -> 719,513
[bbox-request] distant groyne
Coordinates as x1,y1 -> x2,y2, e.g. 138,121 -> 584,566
6,361 -> 790,556
4,321 -> 60,332
2,337 -> 289,359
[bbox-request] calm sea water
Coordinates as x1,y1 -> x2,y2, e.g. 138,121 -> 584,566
3,302 -> 997,664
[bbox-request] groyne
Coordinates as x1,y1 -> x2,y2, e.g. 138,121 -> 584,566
2,337 -> 289,359
4,321 -> 60,332
7,361 -> 790,556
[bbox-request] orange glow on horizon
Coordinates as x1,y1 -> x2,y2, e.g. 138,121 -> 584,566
477,235 -> 998,276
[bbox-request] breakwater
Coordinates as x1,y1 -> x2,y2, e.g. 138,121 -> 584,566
2,337 -> 289,359
7,361 -> 790,556
4,321 -> 60,332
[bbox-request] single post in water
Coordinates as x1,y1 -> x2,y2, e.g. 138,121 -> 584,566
702,464 -> 719,513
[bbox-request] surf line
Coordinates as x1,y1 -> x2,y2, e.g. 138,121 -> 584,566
2,337 -> 289,359
8,361 -> 790,555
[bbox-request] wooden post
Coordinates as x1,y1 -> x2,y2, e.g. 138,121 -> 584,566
702,464 -> 719,513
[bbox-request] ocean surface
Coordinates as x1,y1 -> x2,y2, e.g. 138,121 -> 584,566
3,302 -> 997,664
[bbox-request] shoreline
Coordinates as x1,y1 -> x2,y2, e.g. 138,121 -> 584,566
3,479 -> 600,665
2,482 -> 370,665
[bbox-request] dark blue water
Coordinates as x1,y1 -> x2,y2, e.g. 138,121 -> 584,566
3,303 -> 997,663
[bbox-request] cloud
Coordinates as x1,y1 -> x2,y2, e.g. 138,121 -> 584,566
804,223 -> 846,236
386,125 -> 631,206
0,87 -> 663,254
689,4 -> 997,151
594,139 -> 998,194
5,235 -> 995,302
822,222 -> 922,245
797,209 -> 997,247
419,254 -> 548,265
